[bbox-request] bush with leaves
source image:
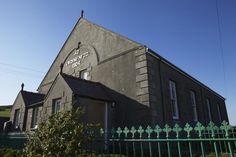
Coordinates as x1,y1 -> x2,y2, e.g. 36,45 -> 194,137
0,148 -> 23,157
24,108 -> 99,157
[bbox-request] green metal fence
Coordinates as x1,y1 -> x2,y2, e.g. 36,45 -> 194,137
0,132 -> 27,150
0,121 -> 235,157
100,121 -> 236,157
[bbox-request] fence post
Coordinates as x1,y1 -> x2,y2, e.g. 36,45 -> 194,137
163,124 -> 172,157
145,125 -> 153,157
130,126 -> 137,157
194,122 -> 205,157
207,122 -> 219,157
123,126 -> 129,156
220,121 -> 234,157
116,127 -> 122,154
111,127 -> 115,154
138,126 -> 144,157
154,125 -> 162,157
184,123 -> 193,157
173,123 -> 182,157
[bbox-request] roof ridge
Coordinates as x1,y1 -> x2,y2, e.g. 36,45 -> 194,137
82,18 -> 142,46
21,90 -> 45,96
61,73 -> 100,85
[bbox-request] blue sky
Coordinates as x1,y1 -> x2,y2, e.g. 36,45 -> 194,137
0,0 -> 235,125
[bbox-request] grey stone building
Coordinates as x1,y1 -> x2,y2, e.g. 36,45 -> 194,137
9,16 -> 228,132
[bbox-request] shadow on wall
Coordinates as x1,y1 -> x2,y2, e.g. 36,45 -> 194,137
102,86 -> 152,128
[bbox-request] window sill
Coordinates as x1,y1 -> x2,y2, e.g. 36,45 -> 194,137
30,125 -> 38,130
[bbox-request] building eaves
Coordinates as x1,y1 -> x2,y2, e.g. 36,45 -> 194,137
61,73 -> 113,102
147,48 -> 225,100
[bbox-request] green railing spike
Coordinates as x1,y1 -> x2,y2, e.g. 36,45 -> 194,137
123,126 -> 130,137
100,128 -> 104,136
163,124 -> 172,138
116,127 -> 122,138
173,124 -> 182,138
206,121 -> 217,138
184,123 -> 193,138
145,125 -> 153,138
194,122 -> 205,138
220,120 -> 232,137
111,127 -> 115,138
154,125 -> 162,138
130,126 -> 137,138
138,126 -> 144,138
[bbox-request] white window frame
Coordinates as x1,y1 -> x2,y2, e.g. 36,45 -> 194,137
190,91 -> 198,122
53,99 -> 61,114
206,99 -> 212,122
80,69 -> 89,80
14,109 -> 20,129
169,80 -> 179,119
31,107 -> 39,129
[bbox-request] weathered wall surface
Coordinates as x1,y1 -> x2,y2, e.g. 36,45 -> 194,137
25,106 -> 43,131
10,93 -> 26,131
91,47 -> 145,101
38,18 -> 141,94
42,76 -> 73,120
146,52 -> 228,126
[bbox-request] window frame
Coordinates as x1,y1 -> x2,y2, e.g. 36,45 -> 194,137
190,90 -> 198,122
169,80 -> 179,119
14,109 -> 20,129
31,107 -> 39,129
206,98 -> 212,122
79,69 -> 89,80
52,98 -> 61,114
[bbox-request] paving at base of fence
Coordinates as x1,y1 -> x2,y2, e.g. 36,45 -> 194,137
0,121 -> 236,157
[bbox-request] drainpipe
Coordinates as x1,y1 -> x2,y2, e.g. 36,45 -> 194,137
104,102 -> 108,151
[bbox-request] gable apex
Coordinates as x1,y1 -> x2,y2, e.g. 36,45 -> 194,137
38,17 -> 143,93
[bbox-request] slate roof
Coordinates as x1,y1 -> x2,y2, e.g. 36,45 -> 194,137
21,91 -> 45,107
61,73 -> 113,102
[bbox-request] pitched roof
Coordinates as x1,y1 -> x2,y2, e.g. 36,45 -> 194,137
20,91 -> 45,106
61,73 -> 113,101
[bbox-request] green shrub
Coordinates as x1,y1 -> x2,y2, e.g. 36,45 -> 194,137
24,108 -> 99,157
0,148 -> 23,157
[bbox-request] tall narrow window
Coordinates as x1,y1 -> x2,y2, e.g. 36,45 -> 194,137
190,91 -> 198,122
169,80 -> 179,119
14,109 -> 20,129
52,99 -> 61,114
80,69 -> 89,80
206,99 -> 212,122
217,104 -> 222,122
31,107 -> 39,129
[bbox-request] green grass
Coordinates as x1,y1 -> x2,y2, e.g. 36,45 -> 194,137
0,106 -> 11,118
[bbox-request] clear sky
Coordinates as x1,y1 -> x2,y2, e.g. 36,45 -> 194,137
0,0 -> 235,125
